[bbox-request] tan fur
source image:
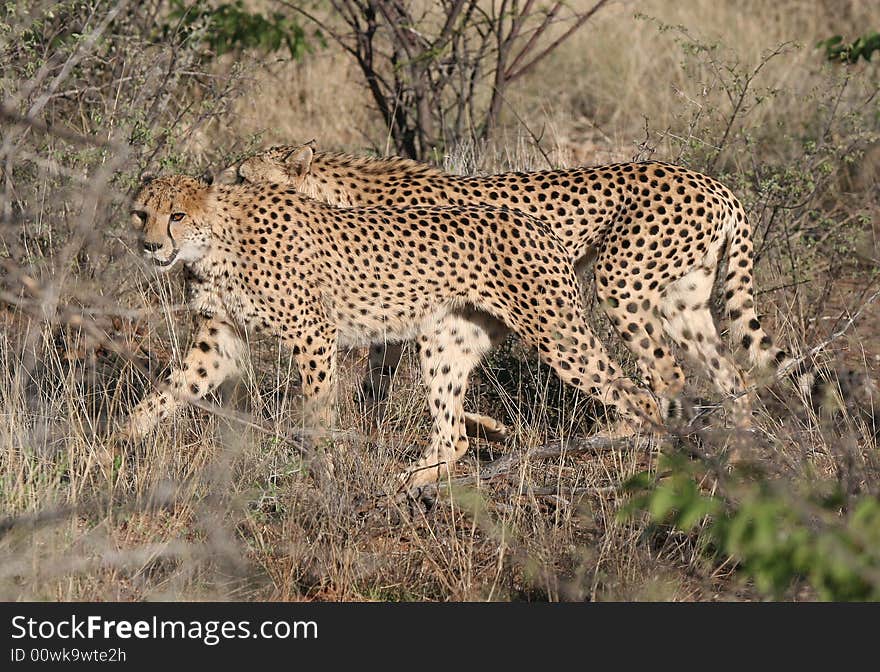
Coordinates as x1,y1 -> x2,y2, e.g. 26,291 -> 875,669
229,146 -> 768,421
231,144 -> 877,421
126,176 -> 670,487
227,142 -> 876,430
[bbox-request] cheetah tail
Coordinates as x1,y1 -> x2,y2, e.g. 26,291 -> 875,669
721,198 -> 828,399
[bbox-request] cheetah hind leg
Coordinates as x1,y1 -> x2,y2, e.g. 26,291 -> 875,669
593,260 -> 687,408
597,396 -> 689,439
660,266 -> 752,428
402,311 -> 499,490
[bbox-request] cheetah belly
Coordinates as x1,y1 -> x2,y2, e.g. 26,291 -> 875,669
331,302 -> 461,348
320,260 -> 473,347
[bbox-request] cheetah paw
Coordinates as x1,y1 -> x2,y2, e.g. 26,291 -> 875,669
464,412 -> 509,443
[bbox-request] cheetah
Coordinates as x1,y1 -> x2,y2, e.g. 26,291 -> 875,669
223,142 -> 846,420
125,175 -> 673,487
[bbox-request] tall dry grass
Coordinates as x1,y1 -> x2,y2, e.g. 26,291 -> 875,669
0,0 -> 878,601
221,1 -> 880,163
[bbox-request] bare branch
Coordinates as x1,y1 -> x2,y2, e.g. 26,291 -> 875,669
503,0 -> 560,80
275,0 -> 610,157
506,0 -> 610,82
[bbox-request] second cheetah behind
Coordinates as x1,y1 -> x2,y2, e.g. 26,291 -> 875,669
225,143 -> 854,422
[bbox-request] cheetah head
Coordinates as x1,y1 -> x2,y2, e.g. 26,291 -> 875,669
215,141 -> 315,187
131,175 -> 212,271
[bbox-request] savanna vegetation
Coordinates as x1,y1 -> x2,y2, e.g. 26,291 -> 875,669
1,0 -> 878,601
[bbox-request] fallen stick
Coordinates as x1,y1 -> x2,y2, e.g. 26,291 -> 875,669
404,433 -> 653,503
473,434 -> 645,481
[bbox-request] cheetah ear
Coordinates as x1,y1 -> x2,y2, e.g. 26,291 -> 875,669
213,165 -> 241,185
140,171 -> 156,186
200,171 -> 214,187
283,144 -> 314,181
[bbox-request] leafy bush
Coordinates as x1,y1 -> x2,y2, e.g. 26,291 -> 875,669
623,451 -> 880,600
165,0 -> 317,59
818,32 -> 880,63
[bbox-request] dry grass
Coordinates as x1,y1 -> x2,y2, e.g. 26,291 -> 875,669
1,0 -> 878,602
516,0 -> 880,155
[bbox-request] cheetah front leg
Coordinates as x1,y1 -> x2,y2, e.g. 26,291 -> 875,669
287,319 -> 339,479
291,322 -> 339,436
123,316 -> 245,439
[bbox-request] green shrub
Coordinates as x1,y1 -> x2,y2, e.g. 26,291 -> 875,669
622,451 -> 880,600
818,32 -> 880,63
164,0 -> 318,59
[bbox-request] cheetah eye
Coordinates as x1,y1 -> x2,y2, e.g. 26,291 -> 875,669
169,212 -> 186,223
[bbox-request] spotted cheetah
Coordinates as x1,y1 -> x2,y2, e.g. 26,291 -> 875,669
223,142 -> 845,420
126,175 -> 674,487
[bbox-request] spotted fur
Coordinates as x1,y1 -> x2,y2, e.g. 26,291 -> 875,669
126,176 -> 671,487
226,143 -> 858,420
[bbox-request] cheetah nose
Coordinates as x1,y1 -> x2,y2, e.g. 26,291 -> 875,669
143,241 -> 163,252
